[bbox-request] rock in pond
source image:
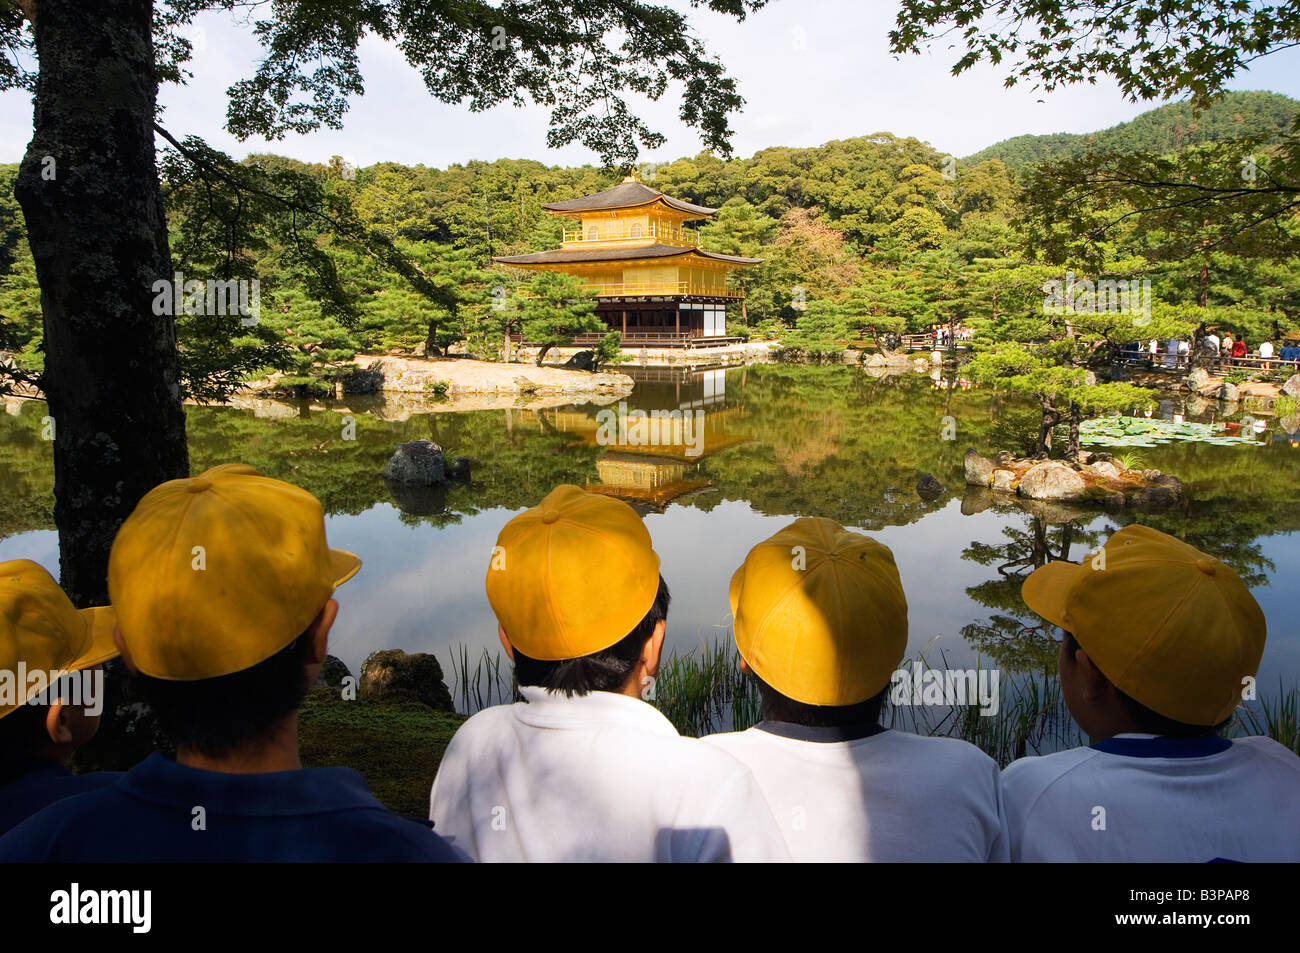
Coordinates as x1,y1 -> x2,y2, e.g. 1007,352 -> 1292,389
563,350 -> 597,371
1018,460 -> 1087,501
316,655 -> 353,688
359,649 -> 453,712
382,439 -> 445,485
916,473 -> 943,500
964,448 -> 994,486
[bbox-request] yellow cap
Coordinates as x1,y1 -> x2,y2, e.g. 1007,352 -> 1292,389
730,518 -> 909,707
108,464 -> 361,681
1023,524 -> 1265,726
0,560 -> 117,720
485,485 -> 660,660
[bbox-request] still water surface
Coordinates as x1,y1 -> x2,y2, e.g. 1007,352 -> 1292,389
2,365 -> 1297,696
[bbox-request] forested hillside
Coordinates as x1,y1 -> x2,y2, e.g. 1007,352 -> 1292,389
2,91 -> 1298,399
965,91 -> 1298,169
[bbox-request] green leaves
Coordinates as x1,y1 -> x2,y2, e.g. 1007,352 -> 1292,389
200,0 -> 763,166
891,0 -> 1300,108
519,271 -> 602,362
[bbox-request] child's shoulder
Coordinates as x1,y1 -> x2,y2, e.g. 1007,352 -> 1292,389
1228,735 -> 1300,773
1000,746 -> 1102,800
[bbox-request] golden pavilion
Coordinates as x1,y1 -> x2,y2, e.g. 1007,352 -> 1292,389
493,173 -> 761,345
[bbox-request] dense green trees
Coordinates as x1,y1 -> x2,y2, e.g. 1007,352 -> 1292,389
519,272 -> 602,365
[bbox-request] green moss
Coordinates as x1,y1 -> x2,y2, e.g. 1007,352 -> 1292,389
298,686 -> 465,820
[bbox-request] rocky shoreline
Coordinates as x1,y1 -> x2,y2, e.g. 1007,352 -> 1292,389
963,448 -> 1184,509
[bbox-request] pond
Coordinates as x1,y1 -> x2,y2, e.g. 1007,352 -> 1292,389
2,364 -> 1298,720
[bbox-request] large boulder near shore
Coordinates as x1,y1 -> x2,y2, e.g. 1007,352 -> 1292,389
964,448 -> 994,487
1018,460 -> 1087,501
1084,459 -> 1124,480
863,352 -> 912,368
1282,374 -> 1300,399
1185,367 -> 1211,392
382,439 -> 445,485
1131,483 -> 1181,508
316,655 -> 353,688
359,649 -> 454,712
340,360 -> 384,396
563,350 -> 597,371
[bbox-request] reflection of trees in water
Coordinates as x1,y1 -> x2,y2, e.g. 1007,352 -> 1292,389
1112,510 -> 1275,589
960,493 -> 1290,673
960,511 -> 1108,674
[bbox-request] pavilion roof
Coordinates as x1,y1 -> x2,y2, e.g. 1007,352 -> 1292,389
542,181 -> 716,217
493,244 -> 761,267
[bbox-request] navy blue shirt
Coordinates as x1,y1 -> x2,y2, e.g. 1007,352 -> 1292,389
0,752 -> 464,862
0,762 -> 121,838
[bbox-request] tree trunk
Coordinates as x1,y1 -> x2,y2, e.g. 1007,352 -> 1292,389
1198,219 -> 1210,307
16,0 -> 188,607
535,343 -> 554,366
1035,397 -> 1059,459
1065,401 -> 1082,462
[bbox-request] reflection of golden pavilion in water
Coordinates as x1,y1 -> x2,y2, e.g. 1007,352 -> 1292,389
544,368 -> 748,511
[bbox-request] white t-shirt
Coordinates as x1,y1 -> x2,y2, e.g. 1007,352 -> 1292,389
701,725 -> 1009,862
1260,341 -> 1274,358
1002,734 -> 1300,862
429,686 -> 791,862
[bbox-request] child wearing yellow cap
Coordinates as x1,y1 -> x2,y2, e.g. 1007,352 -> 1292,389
0,560 -> 119,836
701,517 -> 1009,862
0,464 -> 461,863
429,484 -> 790,861
1005,523 -> 1300,862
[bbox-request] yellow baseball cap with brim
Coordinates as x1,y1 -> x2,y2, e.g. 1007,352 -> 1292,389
1023,523 -> 1265,726
485,484 -> 660,661
108,463 -> 361,681
730,517 -> 909,707
0,560 -> 118,720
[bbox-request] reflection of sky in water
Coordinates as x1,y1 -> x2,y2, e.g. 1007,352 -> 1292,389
2,364 -> 1298,705
16,492 -> 1291,691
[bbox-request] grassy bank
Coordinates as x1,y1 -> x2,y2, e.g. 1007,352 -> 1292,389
298,686 -> 465,819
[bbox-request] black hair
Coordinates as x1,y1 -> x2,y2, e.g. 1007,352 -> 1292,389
512,575 -> 670,697
1061,632 -> 1227,737
0,702 -> 53,779
133,629 -> 316,758
751,671 -> 887,728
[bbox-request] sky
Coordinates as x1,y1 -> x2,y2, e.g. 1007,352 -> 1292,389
2,1 -> 1299,170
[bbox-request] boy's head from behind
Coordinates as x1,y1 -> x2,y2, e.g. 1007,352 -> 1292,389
107,464 -> 361,758
0,560 -> 118,772
1023,524 -> 1265,739
729,518 -> 908,725
486,485 -> 668,698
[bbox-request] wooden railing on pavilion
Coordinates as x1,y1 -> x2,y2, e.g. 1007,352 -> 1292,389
510,331 -> 742,349
582,280 -> 743,298
561,223 -> 700,247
